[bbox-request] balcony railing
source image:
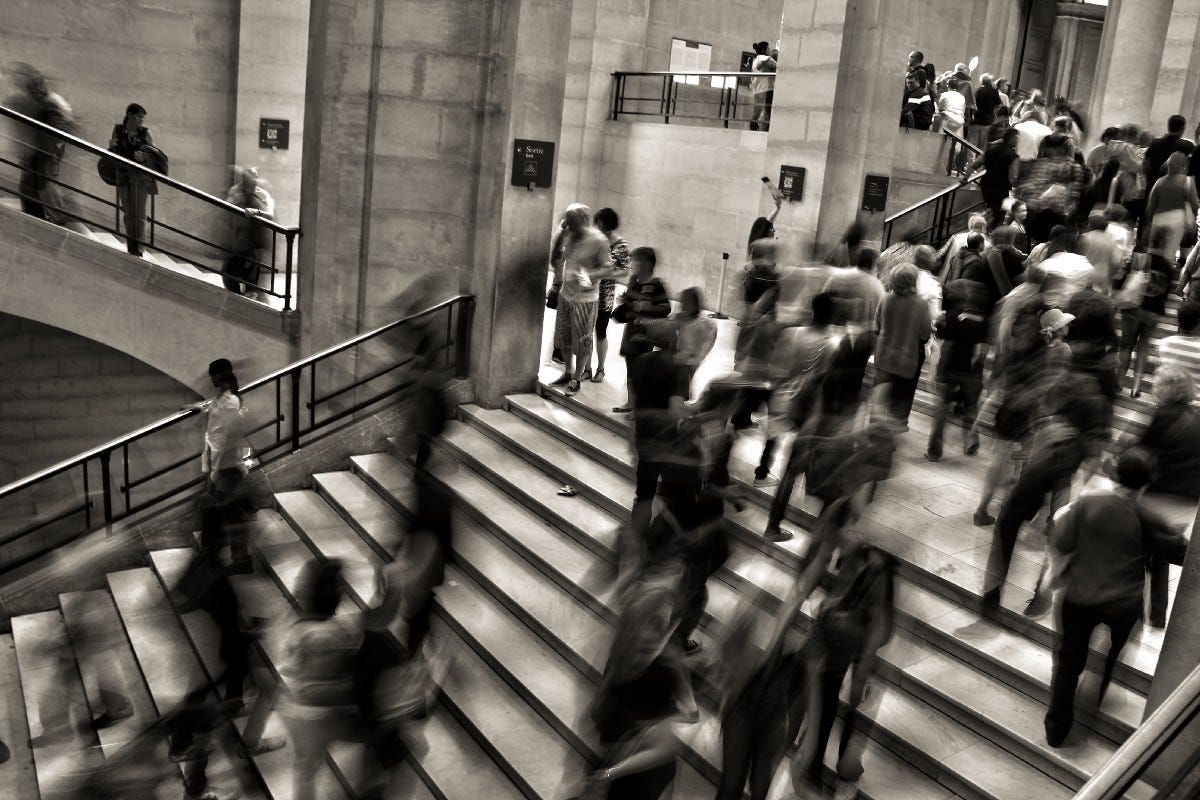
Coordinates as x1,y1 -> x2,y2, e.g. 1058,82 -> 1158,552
0,294 -> 474,572
0,104 -> 301,310
611,70 -> 777,128
883,130 -> 986,248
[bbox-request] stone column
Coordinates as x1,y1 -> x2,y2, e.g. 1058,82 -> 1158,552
1089,0 -> 1173,133
467,0 -> 573,405
1149,0 -> 1200,128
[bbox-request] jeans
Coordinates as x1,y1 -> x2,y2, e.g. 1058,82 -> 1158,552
120,179 -> 150,253
1045,599 -> 1140,743
873,349 -> 925,426
926,367 -> 981,457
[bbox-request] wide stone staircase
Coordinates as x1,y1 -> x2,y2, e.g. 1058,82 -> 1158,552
0,377 -> 1167,799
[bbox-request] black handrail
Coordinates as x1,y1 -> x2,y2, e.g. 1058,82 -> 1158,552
0,103 -> 301,309
1072,662 -> 1200,798
611,70 -> 776,129
882,130 -> 989,248
0,293 -> 475,570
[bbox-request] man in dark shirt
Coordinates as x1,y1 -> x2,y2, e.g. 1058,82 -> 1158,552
972,74 -> 1001,148
926,278 -> 987,461
1043,448 -> 1189,747
900,71 -> 934,131
629,342 -> 694,542
1144,114 -> 1194,185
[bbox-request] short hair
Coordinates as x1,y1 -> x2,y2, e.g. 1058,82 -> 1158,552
1178,301 -> 1200,334
946,77 -> 959,90
890,263 -> 919,294
968,214 -> 988,232
966,232 -> 986,250
296,559 -> 344,619
856,247 -> 878,270
125,102 -> 147,118
754,41 -> 770,55
630,246 -> 656,269
910,51 -> 924,63
681,286 -> 704,309
1154,366 -> 1196,406
811,291 -> 835,325
992,225 -> 1016,247
1041,132 -> 1071,156
1168,114 -> 1187,134
208,358 -> 233,377
1087,212 -> 1107,232
980,73 -> 994,86
1101,126 -> 1120,142
913,245 -> 938,272
996,105 -> 1011,117
593,207 -> 619,231
1116,447 -> 1155,490
1002,127 -> 1020,146
1104,204 -> 1129,224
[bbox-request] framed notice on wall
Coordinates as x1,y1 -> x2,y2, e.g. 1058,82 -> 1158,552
862,174 -> 890,213
670,38 -> 712,85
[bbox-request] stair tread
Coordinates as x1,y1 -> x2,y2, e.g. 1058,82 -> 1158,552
59,589 -> 159,759
11,609 -> 103,797
275,490 -> 382,602
373,449 -> 1057,799
0,634 -> 37,800
147,549 -> 356,800
247,523 -> 529,800
507,393 -> 1161,688
106,567 -> 266,800
312,470 -> 405,555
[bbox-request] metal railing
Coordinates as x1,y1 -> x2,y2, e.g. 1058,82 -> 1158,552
611,70 -> 777,128
0,294 -> 474,571
1072,662 -> 1200,798
883,130 -> 986,248
0,104 -> 301,310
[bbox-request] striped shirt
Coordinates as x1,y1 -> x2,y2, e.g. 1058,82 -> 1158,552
1158,334 -> 1200,394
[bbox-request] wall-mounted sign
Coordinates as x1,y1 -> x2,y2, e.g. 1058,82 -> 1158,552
259,118 -> 289,150
779,165 -> 806,202
669,38 -> 712,72
739,51 -> 756,86
510,139 -> 555,189
862,173 -> 890,213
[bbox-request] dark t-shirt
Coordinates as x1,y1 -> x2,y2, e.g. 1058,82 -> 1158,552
631,350 -> 691,457
1141,254 -> 1174,315
591,656 -> 679,800
1141,404 -> 1200,498
974,84 -> 1001,126
1144,134 -> 1194,182
980,144 -> 1018,190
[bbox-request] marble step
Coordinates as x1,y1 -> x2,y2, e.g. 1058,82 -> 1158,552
350,451 -> 977,800
58,590 -> 159,760
147,547 -> 354,800
0,634 -> 38,800
438,416 -> 1145,745
246,513 -> 529,800
105,567 -> 267,800
511,390 -> 1160,694
10,609 -> 103,798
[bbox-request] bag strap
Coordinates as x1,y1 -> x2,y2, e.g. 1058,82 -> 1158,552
986,250 -> 1013,295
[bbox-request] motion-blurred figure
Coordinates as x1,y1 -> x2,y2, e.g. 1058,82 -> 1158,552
5,63 -> 75,226
223,166 -> 275,301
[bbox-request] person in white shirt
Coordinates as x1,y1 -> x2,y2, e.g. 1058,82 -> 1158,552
1014,111 -> 1052,161
935,77 -> 966,135
671,287 -> 717,387
749,41 -> 777,132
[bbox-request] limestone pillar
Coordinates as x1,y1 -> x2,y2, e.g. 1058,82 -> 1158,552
1090,0 -> 1173,133
467,0 -> 573,405
1149,0 -> 1200,129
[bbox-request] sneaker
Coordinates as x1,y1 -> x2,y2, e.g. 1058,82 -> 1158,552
765,528 -> 793,543
196,789 -> 239,800
1023,593 -> 1052,620
964,436 -> 980,456
565,380 -> 581,396
612,405 -> 632,413
752,474 -> 780,488
237,735 -> 286,759
972,509 -> 995,527
924,450 -> 941,463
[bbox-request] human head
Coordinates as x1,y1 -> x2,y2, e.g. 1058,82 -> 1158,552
1007,199 -> 1027,222
1104,204 -> 1128,225
562,203 -> 592,233
913,245 -> 938,273
1101,126 -> 1120,143
238,165 -> 260,192
842,221 -> 866,249
1087,212 -> 1107,233
856,247 -> 878,272
1052,116 -> 1073,135
1166,151 -> 1190,175
1155,366 -> 1196,407
1115,447 -> 1155,491
1029,90 -> 1045,107
1041,132 -> 1071,157
1047,224 -> 1077,254
996,105 -> 1012,123
968,214 -> 987,233
680,286 -> 703,316
906,71 -> 926,91
996,78 -> 1010,93
754,41 -> 770,55
980,72 -> 994,87
748,216 -> 775,254
125,102 -> 147,123
890,263 -> 918,295
811,291 -> 835,326
1179,301 -> 1200,334
908,50 -> 924,67
9,62 -> 48,98
1001,127 -> 1019,149
966,232 -> 986,252
1168,114 -> 1187,135
1039,308 -> 1073,341
991,225 -> 1016,248
208,358 -> 239,394
954,62 -> 968,76
945,77 -> 959,92
593,207 -> 619,234
630,246 -> 656,280
295,558 -> 344,619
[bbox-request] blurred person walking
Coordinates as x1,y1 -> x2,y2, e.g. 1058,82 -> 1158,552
962,128 -> 1020,229
223,166 -> 275,301
925,277 -> 988,461
672,287 -> 717,392
6,63 -> 76,226
871,264 -> 932,428
193,359 -> 254,574
1116,230 -> 1174,397
1145,151 -> 1199,264
1157,300 -> 1200,395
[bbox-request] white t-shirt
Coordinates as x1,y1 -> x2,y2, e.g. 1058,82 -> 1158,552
751,55 -> 776,96
937,91 -> 966,132
1014,119 -> 1051,160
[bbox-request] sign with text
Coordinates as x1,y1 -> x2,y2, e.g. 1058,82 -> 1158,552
258,118 -> 289,150
779,165 -> 806,202
511,139 -> 555,189
739,51 -> 756,86
861,174 -> 890,213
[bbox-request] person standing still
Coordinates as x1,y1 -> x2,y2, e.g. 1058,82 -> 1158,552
109,103 -> 155,256
592,207 -> 630,383
550,204 -> 617,395
749,42 -> 776,132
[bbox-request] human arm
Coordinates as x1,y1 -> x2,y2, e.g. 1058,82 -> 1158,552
1138,506 -> 1190,566
1145,180 -> 1160,221
1179,243 -> 1200,294
960,153 -> 986,183
590,723 -> 678,785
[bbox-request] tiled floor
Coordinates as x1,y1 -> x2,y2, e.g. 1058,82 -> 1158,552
537,304 -> 1192,662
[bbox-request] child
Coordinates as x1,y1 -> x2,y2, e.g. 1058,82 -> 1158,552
612,247 -> 670,413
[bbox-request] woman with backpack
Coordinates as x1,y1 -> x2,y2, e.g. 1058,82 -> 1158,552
109,102 -> 164,256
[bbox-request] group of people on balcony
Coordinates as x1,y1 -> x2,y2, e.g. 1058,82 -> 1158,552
3,63 -> 277,302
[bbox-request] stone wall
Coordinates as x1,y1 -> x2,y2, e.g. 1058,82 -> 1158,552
0,0 -> 240,254
641,0 -> 786,73
0,313 -> 200,486
596,122 -> 768,314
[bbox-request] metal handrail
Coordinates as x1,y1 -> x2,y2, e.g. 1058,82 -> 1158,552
0,294 -> 475,566
611,70 -> 777,78
611,70 -> 777,129
882,130 -> 991,247
1072,663 -> 1200,799
942,126 -> 984,157
0,104 -> 298,235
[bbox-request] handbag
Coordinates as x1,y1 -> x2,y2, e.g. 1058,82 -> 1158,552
545,286 -> 559,310
1114,266 -> 1148,309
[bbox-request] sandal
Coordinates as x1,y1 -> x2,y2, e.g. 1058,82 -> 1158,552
591,368 -> 605,383
565,379 -> 581,395
557,485 -> 578,497
613,405 -> 632,413
580,367 -> 592,381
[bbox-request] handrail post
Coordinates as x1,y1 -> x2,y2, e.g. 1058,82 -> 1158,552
455,298 -> 473,378
149,194 -> 156,247
99,451 -> 113,526
289,368 -> 302,453
284,232 -> 295,311
611,73 -> 620,121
